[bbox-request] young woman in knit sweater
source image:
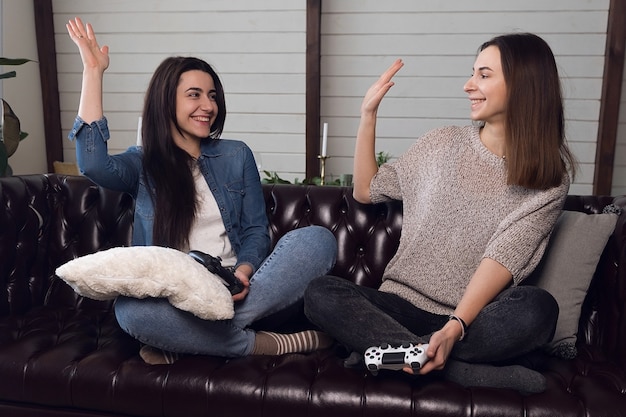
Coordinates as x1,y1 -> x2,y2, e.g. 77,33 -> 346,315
305,33 -> 577,394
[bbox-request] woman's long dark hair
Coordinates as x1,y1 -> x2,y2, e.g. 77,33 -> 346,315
479,33 -> 576,189
141,57 -> 226,249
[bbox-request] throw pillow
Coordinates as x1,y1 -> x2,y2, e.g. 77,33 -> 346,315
527,208 -> 619,359
56,246 -> 234,320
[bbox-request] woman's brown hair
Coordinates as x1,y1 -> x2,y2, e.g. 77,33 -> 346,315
141,56 -> 227,249
480,33 -> 576,189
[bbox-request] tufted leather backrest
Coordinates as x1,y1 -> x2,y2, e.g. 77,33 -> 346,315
0,175 -> 51,316
262,183 -> 402,288
1,175 -> 625,367
0,175 -> 134,316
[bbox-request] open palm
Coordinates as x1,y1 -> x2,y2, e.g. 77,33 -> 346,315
66,17 -> 110,73
361,59 -> 404,114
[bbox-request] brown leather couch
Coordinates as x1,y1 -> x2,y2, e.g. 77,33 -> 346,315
1,173 -> 625,417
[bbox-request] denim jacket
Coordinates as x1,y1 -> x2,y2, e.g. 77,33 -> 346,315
68,116 -> 270,272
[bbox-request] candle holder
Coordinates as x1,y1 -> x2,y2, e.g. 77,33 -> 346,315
318,155 -> 330,185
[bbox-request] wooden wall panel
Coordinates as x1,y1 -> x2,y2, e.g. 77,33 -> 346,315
52,0 -> 308,181
320,0 -> 611,194
35,0 -> 618,190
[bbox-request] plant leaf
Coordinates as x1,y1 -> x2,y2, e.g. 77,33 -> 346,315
1,58 -> 34,80
0,71 -> 17,80
0,58 -> 33,66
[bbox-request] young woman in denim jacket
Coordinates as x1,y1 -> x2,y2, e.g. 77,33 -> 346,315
67,17 -> 337,363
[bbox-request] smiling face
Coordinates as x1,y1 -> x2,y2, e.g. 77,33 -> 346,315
463,45 -> 508,127
172,69 -> 219,149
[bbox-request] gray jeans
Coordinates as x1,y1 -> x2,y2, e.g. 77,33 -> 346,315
304,275 -> 558,363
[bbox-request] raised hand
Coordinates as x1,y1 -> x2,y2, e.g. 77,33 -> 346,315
66,17 -> 109,122
352,59 -> 404,203
360,59 -> 404,115
66,17 -> 109,74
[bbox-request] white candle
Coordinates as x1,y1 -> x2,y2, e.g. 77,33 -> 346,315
136,116 -> 143,146
321,122 -> 328,157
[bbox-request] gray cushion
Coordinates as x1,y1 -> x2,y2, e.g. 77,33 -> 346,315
528,209 -> 618,359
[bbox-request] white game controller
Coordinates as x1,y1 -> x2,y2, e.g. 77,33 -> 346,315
364,343 -> 429,376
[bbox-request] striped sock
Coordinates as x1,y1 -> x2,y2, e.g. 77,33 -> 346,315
252,330 -> 334,355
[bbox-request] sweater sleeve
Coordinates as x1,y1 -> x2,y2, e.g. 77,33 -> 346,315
369,162 -> 402,203
369,128 -> 442,203
483,174 -> 570,284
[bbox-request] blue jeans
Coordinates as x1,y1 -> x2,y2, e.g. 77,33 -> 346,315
304,275 -> 558,363
114,226 -> 337,357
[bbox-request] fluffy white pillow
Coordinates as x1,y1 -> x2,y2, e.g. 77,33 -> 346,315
528,209 -> 619,359
56,246 -> 234,320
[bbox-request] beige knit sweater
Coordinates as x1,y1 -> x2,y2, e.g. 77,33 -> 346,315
370,125 -> 569,315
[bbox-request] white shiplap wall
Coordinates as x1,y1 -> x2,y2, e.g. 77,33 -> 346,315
53,0 -> 307,181
320,0 -> 610,195
53,0 -> 613,193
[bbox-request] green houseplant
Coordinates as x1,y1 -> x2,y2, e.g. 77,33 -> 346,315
0,57 -> 32,176
376,151 -> 392,166
261,151 -> 393,186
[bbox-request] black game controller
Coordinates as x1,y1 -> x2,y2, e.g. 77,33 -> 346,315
364,343 -> 429,376
188,250 -> 244,295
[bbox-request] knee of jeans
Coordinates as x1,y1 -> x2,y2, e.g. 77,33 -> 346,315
537,288 -> 559,323
520,286 -> 559,325
298,225 -> 336,247
319,228 -> 338,261
114,296 -> 150,336
304,276 -> 336,316
304,276 -> 325,303
287,226 -> 338,262
312,225 -> 336,244
305,274 -> 351,301
304,295 -> 323,325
